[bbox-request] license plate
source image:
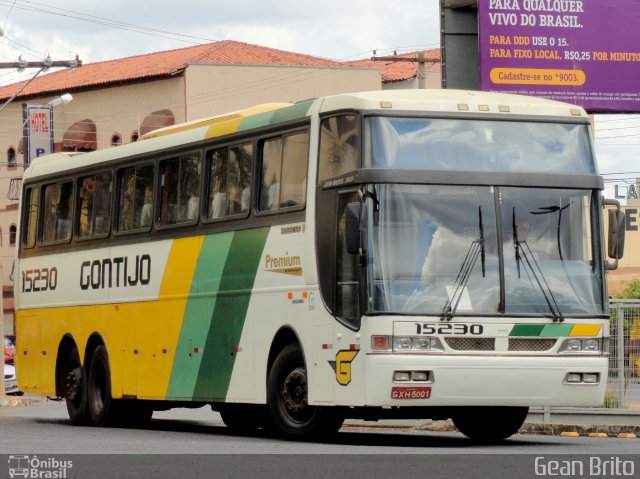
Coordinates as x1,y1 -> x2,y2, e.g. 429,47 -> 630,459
391,386 -> 431,400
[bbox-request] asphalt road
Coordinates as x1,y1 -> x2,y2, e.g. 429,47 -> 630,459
1,398 -> 639,479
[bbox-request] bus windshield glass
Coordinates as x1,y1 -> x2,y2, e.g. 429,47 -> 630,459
366,117 -> 596,175
368,184 -> 604,317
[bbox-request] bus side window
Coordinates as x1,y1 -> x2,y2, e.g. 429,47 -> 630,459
117,164 -> 154,232
41,181 -> 73,244
159,153 -> 200,226
206,143 -> 252,220
318,115 -> 360,182
21,187 -> 39,249
259,131 -> 309,212
228,144 -> 252,215
78,172 -> 112,238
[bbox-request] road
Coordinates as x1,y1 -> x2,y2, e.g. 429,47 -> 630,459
1,398 -> 639,479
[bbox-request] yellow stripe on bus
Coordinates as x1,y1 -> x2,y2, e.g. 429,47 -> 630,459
133,236 -> 204,398
569,324 -> 601,337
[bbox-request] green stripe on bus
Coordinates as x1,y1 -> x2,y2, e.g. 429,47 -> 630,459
540,324 -> 574,337
238,101 -> 312,132
238,110 -> 278,132
270,99 -> 314,124
192,227 -> 270,400
167,232 -> 234,399
509,324 -> 545,336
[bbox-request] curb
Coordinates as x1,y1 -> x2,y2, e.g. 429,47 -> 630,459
344,419 -> 640,438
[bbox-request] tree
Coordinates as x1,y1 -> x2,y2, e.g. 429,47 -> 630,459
613,277 -> 640,299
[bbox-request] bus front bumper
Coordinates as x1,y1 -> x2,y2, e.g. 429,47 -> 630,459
364,354 -> 608,407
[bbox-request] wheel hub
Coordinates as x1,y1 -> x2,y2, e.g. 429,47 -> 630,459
65,367 -> 82,401
282,368 -> 307,413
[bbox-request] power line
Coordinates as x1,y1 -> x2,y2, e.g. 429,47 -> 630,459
0,0 -> 219,44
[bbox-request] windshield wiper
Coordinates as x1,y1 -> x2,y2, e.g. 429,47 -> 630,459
512,207 -> 564,322
441,206 -> 485,321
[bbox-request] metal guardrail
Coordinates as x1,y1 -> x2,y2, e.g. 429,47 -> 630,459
606,300 -> 640,410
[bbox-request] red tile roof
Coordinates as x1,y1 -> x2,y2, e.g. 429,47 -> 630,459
0,42 -> 441,101
0,40 -> 348,101
349,49 -> 441,83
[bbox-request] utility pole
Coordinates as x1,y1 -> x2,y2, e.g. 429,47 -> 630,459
0,56 -> 82,70
371,52 -> 440,89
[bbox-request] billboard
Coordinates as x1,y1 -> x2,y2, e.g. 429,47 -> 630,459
479,1 -> 640,112
24,104 -> 54,166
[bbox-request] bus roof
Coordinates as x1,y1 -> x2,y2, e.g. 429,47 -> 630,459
23,89 -> 588,182
317,89 -> 588,118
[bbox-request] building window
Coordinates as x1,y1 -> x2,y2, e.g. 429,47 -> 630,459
9,224 -> 17,246
62,119 -> 97,152
111,134 -> 122,147
7,147 -> 16,170
131,131 -> 139,143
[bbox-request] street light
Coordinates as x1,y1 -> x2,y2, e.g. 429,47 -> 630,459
47,93 -> 73,107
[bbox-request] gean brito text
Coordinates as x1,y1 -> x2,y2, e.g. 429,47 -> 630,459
80,254 -> 151,290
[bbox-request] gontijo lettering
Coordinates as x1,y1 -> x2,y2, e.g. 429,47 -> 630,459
80,254 -> 151,290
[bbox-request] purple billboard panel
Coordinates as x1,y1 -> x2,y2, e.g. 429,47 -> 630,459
479,0 -> 640,112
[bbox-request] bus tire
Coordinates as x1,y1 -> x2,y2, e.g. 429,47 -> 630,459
87,345 -> 117,427
452,406 -> 529,443
267,344 -> 343,439
64,347 -> 89,426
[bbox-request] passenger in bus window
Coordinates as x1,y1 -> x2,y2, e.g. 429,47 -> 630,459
42,185 -> 58,242
185,180 -> 199,220
139,186 -> 153,227
121,174 -> 136,230
55,184 -> 73,241
79,177 -> 94,237
241,187 -> 250,212
93,174 -> 112,235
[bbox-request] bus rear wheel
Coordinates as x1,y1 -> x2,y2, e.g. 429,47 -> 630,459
64,347 -> 89,425
452,406 -> 529,443
267,344 -> 343,439
87,345 -> 117,427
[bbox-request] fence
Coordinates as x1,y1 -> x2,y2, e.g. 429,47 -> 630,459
606,299 -> 640,409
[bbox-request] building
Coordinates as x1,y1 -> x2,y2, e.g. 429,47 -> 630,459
608,182 -> 640,295
0,40 -> 441,334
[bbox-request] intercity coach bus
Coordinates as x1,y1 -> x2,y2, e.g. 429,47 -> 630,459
15,90 -> 625,442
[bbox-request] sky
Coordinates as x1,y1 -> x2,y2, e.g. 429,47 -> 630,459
0,0 -> 637,199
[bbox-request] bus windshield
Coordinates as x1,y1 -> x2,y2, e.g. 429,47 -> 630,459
366,117 -> 596,175
367,184 -> 604,317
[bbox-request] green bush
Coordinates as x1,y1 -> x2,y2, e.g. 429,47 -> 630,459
612,277 -> 640,300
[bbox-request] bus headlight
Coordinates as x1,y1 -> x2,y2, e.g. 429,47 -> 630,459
392,336 -> 444,353
371,335 -> 444,353
558,338 -> 602,354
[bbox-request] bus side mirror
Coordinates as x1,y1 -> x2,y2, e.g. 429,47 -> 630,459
346,202 -> 362,255
604,199 -> 625,270
608,209 -> 625,259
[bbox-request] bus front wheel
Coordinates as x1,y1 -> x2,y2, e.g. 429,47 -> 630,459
267,344 -> 343,439
452,406 -> 529,442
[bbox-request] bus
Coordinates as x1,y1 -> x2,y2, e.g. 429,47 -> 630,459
15,90 -> 625,442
